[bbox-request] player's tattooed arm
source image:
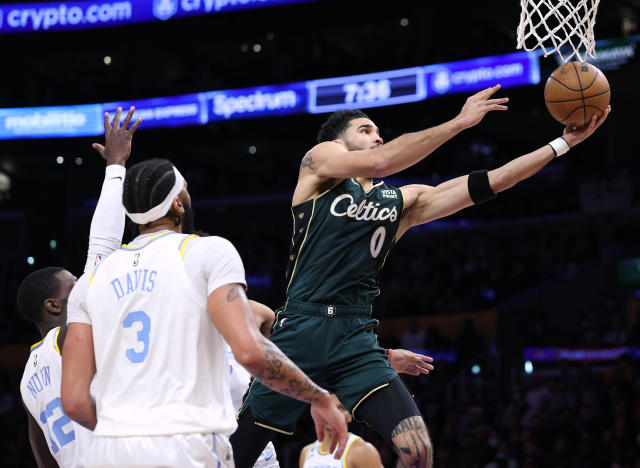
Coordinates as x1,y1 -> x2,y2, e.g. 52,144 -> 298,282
300,151 -> 317,171
216,284 -> 325,403
211,282 -> 349,458
252,338 -> 326,404
226,285 -> 242,302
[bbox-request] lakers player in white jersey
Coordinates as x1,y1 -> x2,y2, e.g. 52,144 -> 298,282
299,415 -> 382,468
61,158 -> 349,467
18,107 -> 141,467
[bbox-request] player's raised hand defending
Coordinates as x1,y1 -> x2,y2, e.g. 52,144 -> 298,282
562,105 -> 611,147
389,349 -> 435,376
310,393 -> 349,459
454,84 -> 509,130
92,106 -> 142,166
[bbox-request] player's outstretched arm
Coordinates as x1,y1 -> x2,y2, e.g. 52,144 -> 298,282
208,284 -> 349,458
24,402 -> 58,468
389,349 -> 435,376
397,107 -> 610,237
83,106 -> 142,274
61,323 -> 97,430
308,85 -> 508,180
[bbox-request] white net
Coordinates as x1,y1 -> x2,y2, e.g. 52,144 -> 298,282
516,0 -> 601,62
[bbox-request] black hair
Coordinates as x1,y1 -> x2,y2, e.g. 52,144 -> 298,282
316,109 -> 370,143
17,267 -> 65,325
122,158 -> 180,226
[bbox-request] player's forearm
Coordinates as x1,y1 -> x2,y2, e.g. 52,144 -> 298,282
84,164 -> 126,273
65,398 -> 98,431
488,145 -> 555,193
376,118 -> 466,176
244,337 -> 329,404
61,389 -> 96,430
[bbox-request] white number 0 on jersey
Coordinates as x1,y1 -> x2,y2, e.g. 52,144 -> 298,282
370,226 -> 386,258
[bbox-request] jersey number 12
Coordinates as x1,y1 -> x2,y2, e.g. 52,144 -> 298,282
39,397 -> 75,454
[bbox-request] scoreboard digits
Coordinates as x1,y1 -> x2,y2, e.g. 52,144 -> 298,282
307,67 -> 426,113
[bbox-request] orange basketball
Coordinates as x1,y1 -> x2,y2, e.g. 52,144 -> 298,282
544,61 -> 610,129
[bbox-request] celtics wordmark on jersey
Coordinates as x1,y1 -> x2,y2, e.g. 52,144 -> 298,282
286,178 -> 403,306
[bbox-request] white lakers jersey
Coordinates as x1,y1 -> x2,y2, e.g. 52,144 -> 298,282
67,231 -> 246,437
302,433 -> 361,468
227,342 -> 280,467
20,327 -> 94,467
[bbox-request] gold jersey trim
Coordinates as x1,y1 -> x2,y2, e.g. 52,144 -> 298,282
342,435 -> 362,468
287,180 -> 343,292
54,327 -> 61,356
255,421 -> 294,435
351,383 -> 390,422
179,234 -> 198,259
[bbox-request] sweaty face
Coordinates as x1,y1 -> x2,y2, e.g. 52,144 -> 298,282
341,118 -> 383,151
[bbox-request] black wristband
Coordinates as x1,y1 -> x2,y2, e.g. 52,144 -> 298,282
468,170 -> 496,205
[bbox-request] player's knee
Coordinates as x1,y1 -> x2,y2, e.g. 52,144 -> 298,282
396,442 -> 433,468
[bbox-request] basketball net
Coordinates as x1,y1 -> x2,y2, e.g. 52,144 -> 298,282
516,0 -> 601,62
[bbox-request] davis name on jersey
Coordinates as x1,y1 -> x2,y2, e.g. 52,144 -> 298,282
109,268 -> 158,300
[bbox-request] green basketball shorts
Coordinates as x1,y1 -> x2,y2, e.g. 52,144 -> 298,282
238,300 -> 398,434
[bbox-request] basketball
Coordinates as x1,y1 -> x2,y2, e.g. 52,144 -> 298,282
544,61 -> 610,129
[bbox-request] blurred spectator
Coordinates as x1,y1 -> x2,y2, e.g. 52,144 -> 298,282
401,320 -> 427,349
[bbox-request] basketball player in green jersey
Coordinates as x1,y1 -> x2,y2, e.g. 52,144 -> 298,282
232,84 -> 610,468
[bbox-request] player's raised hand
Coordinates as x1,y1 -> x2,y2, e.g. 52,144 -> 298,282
562,105 -> 611,147
310,393 -> 349,459
454,84 -> 509,130
389,349 -> 435,376
92,106 -> 142,166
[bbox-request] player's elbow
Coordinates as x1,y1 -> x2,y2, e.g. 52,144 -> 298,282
61,388 -> 85,422
233,339 -> 265,371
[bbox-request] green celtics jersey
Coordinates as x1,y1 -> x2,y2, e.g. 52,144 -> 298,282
285,178 -> 404,306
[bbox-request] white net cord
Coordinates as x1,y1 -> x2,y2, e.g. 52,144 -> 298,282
516,0 -> 601,62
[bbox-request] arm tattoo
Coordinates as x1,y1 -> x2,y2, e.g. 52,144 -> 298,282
226,285 -> 244,302
300,152 -> 317,171
251,339 -> 325,404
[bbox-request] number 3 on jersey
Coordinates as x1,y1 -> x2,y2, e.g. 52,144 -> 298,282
370,226 -> 386,258
123,311 -> 150,363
